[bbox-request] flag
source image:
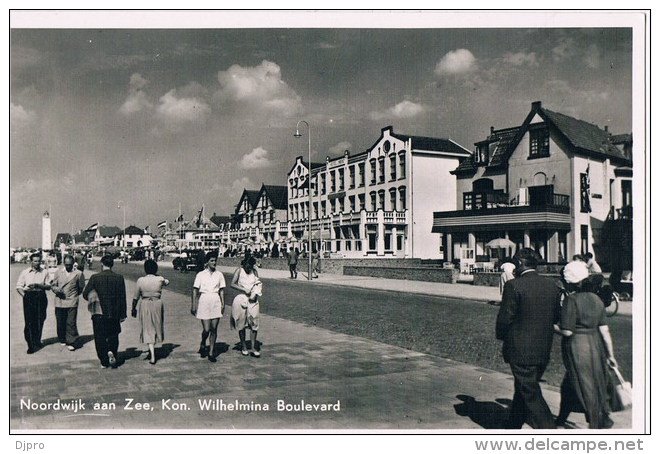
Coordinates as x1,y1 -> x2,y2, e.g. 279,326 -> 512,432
158,220 -> 167,230
176,214 -> 184,222
195,206 -> 204,227
580,165 -> 592,213
86,223 -> 99,231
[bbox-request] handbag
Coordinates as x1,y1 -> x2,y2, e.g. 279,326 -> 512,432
609,365 -> 632,411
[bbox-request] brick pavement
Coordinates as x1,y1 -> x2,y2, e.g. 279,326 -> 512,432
9,263 -> 633,432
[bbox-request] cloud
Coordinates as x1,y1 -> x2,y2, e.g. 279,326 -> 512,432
434,49 -> 477,76
584,44 -> 601,69
119,73 -> 153,115
552,37 -> 577,62
329,141 -> 352,156
502,52 -> 539,67
215,60 -> 302,117
369,100 -> 426,121
240,147 -> 272,169
156,89 -> 211,124
10,102 -> 36,128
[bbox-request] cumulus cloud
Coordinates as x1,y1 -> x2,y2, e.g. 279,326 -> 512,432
434,49 -> 477,76
552,37 -> 576,62
10,102 -> 36,128
215,60 -> 302,117
119,73 -> 153,115
329,141 -> 352,156
369,100 -> 426,121
240,147 -> 272,169
502,52 -> 539,67
156,89 -> 211,124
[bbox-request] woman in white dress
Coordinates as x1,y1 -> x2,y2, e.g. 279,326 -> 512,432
191,253 -> 225,363
131,259 -> 169,364
230,256 -> 261,357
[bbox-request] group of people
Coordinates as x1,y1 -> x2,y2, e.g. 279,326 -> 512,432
16,251 -> 264,368
496,248 -> 619,429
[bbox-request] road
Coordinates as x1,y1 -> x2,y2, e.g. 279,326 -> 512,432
9,262 -> 634,431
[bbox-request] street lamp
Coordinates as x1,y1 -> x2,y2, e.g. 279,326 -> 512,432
294,120 -> 313,281
117,201 -> 126,249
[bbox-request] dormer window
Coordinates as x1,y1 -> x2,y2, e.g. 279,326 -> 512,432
474,143 -> 489,166
529,126 -> 550,158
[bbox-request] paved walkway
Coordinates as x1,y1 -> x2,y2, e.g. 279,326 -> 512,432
9,263 -> 633,432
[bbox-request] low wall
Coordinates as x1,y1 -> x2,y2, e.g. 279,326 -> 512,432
213,257 -> 423,275
473,272 -> 501,287
344,265 -> 459,284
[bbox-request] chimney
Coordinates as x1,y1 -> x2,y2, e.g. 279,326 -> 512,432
532,101 -> 542,110
604,125 -> 609,133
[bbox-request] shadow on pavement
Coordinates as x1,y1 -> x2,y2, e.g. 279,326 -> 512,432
453,394 -> 511,429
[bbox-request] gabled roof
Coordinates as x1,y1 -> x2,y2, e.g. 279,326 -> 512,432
390,131 -> 471,156
123,225 -> 146,236
55,233 -> 72,243
210,215 -> 231,227
452,126 -> 521,174
236,189 -> 261,213
98,226 -> 121,237
259,184 -> 288,210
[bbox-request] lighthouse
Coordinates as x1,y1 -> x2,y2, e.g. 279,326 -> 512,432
42,210 -> 52,251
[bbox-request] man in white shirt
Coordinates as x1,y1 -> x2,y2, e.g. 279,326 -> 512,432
584,252 -> 602,274
16,253 -> 52,354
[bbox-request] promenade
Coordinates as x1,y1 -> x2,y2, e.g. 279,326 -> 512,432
9,262 -> 634,433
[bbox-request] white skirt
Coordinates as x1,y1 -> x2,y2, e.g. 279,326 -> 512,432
196,293 -> 223,320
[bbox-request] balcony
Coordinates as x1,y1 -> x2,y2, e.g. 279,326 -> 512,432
433,190 -> 571,233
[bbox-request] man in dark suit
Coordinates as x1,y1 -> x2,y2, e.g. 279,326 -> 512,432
496,248 -> 561,429
83,255 -> 127,368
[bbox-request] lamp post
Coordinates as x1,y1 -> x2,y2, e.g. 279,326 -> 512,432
294,120 -> 313,281
117,201 -> 126,249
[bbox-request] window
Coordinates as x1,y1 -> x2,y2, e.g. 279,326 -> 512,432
358,194 -> 365,211
370,191 -> 377,210
349,166 -> 355,188
399,187 -> 407,210
312,175 -> 318,196
270,211 -> 274,222
390,154 -> 397,180
384,233 -> 391,250
358,163 -> 366,187
529,127 -> 550,158
580,225 -> 589,255
396,235 -> 403,250
313,202 -> 318,219
330,171 -> 336,193
338,168 -> 344,191
321,174 -> 326,195
349,195 -> 356,212
370,159 -> 377,185
338,197 -> 345,213
378,190 -> 385,210
474,143 -> 489,166
378,157 -> 385,183
580,173 -> 591,213
321,201 -> 326,217
398,152 -> 406,179
389,188 -> 397,211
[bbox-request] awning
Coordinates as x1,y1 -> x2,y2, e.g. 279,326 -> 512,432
301,230 -> 332,241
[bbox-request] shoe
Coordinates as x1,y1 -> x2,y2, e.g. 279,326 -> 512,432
27,348 -> 35,355
60,342 -> 67,346
149,359 -> 157,365
100,364 -> 108,369
208,354 -> 217,363
67,345 -> 75,351
251,350 -> 261,357
241,349 -> 249,356
107,351 -> 116,367
198,346 -> 208,358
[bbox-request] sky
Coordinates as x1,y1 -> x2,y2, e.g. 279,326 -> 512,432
9,11 -> 637,248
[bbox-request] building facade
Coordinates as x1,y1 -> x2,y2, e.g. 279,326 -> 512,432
432,101 -> 633,271
287,126 -> 470,258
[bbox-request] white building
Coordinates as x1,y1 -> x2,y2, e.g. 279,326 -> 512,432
287,126 -> 470,258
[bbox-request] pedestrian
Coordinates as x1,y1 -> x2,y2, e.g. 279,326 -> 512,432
131,259 -> 169,365
16,252 -> 52,354
82,255 -> 127,369
180,250 -> 189,273
554,274 -> 618,429
287,247 -> 299,279
46,252 -> 58,280
50,254 -> 85,351
230,256 -> 262,357
311,248 -> 321,278
74,250 -> 86,272
584,252 -> 602,274
499,258 -> 516,296
496,248 -> 562,429
191,253 -> 225,363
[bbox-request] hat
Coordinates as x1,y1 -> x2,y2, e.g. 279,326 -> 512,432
563,260 -> 589,284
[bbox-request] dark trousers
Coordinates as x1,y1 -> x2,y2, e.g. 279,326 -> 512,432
506,363 -> 556,429
92,315 -> 121,366
23,292 -> 48,351
55,306 -> 79,345
289,264 -> 297,277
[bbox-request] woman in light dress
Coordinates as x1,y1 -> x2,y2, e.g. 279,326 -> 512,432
131,259 -> 169,365
191,253 -> 225,363
230,256 -> 262,357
